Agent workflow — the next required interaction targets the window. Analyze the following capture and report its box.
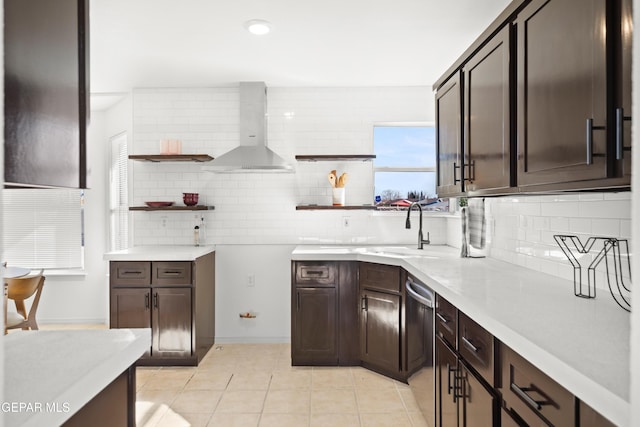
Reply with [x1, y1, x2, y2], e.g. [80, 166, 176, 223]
[109, 133, 129, 251]
[3, 189, 83, 269]
[373, 124, 448, 211]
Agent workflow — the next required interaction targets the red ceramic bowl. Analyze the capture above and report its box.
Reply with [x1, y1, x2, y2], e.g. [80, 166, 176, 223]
[183, 193, 199, 206]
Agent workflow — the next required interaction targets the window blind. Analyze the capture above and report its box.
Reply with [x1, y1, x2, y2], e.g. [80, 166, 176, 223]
[109, 133, 129, 251]
[3, 189, 83, 269]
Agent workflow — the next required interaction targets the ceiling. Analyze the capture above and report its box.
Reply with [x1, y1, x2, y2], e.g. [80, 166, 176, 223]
[90, 0, 510, 109]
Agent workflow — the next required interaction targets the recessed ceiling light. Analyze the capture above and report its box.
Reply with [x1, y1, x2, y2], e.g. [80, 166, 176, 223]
[244, 19, 272, 35]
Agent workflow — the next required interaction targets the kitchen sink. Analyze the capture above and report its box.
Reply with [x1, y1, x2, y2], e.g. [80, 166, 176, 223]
[353, 246, 442, 259]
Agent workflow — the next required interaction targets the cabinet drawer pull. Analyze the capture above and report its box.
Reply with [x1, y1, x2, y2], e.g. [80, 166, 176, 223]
[161, 270, 183, 275]
[436, 312, 449, 324]
[122, 270, 143, 275]
[616, 108, 632, 160]
[461, 336, 479, 353]
[304, 270, 325, 276]
[511, 382, 548, 411]
[585, 118, 606, 165]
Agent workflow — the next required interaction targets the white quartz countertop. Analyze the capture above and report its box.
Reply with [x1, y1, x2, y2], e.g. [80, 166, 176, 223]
[3, 328, 151, 427]
[292, 245, 630, 426]
[103, 245, 216, 261]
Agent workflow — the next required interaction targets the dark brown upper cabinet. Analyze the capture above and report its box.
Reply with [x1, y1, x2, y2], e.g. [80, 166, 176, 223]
[4, 0, 89, 189]
[617, 0, 633, 180]
[436, 72, 464, 197]
[434, 0, 632, 195]
[516, 0, 632, 191]
[516, 0, 608, 189]
[463, 25, 514, 195]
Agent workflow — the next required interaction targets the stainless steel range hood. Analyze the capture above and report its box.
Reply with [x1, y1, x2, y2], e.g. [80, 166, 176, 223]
[204, 82, 293, 173]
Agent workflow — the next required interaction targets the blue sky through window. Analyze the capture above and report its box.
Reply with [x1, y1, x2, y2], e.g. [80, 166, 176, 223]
[374, 126, 437, 201]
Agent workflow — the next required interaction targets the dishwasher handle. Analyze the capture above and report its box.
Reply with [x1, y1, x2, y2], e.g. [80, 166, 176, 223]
[405, 278, 433, 308]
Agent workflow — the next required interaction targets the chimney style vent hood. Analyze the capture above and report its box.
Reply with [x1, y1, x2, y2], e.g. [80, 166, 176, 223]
[204, 82, 293, 173]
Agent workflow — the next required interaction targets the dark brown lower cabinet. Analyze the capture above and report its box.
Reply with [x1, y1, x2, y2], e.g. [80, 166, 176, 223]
[500, 344, 575, 427]
[152, 287, 192, 358]
[436, 337, 459, 427]
[579, 400, 616, 427]
[291, 261, 358, 366]
[110, 288, 152, 357]
[109, 253, 215, 366]
[436, 336, 498, 427]
[292, 287, 338, 364]
[360, 288, 401, 379]
[111, 286, 192, 359]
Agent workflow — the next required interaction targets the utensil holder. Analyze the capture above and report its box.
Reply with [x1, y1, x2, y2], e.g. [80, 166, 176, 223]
[332, 187, 345, 206]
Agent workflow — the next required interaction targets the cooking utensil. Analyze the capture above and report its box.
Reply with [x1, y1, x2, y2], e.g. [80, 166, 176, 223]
[327, 172, 337, 188]
[337, 172, 349, 188]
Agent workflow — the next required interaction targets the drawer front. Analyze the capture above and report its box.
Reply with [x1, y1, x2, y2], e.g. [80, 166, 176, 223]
[295, 262, 338, 286]
[501, 345, 575, 427]
[152, 261, 192, 286]
[110, 261, 151, 286]
[458, 311, 494, 385]
[435, 295, 457, 348]
[359, 262, 400, 293]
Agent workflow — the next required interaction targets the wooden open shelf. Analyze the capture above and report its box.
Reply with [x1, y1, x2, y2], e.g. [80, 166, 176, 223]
[295, 155, 376, 161]
[296, 205, 377, 210]
[129, 154, 214, 162]
[130, 205, 215, 212]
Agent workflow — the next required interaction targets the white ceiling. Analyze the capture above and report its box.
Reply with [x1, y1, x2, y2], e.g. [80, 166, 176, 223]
[89, 0, 510, 108]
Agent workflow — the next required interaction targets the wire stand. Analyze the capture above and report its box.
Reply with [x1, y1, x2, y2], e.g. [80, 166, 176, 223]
[554, 235, 631, 312]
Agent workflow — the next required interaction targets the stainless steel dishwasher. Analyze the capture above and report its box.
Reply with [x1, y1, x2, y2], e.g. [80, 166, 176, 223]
[405, 275, 435, 427]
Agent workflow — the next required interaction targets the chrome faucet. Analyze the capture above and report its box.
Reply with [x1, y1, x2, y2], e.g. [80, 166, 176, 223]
[406, 202, 430, 249]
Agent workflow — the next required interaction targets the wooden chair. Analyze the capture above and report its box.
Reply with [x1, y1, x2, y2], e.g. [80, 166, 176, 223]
[5, 270, 45, 333]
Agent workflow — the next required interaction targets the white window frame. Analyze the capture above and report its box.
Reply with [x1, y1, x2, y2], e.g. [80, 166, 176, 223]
[373, 121, 438, 208]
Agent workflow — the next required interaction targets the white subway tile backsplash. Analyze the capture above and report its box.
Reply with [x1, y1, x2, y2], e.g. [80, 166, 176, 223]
[131, 86, 432, 246]
[486, 193, 631, 291]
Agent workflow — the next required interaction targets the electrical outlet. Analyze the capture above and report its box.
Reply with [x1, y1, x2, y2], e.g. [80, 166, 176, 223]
[247, 274, 255, 287]
[343, 216, 350, 228]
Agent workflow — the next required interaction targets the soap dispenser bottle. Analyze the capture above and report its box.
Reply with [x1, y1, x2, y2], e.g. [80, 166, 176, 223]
[194, 225, 200, 247]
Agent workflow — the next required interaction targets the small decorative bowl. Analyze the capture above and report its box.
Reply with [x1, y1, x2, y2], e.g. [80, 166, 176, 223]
[183, 193, 199, 206]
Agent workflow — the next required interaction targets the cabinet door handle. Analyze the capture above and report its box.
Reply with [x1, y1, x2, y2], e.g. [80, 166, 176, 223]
[511, 382, 548, 411]
[585, 118, 605, 165]
[145, 293, 150, 310]
[461, 336, 479, 353]
[447, 364, 458, 402]
[616, 108, 632, 160]
[153, 292, 158, 309]
[453, 162, 461, 184]
[361, 296, 368, 311]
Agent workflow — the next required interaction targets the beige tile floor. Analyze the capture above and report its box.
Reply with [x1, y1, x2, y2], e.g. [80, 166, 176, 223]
[136, 344, 429, 427]
[38, 325, 429, 427]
